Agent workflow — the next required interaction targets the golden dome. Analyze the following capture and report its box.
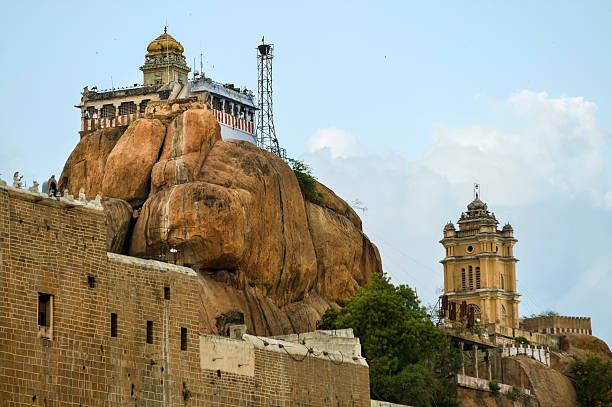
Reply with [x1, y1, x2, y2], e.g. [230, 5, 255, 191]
[146, 29, 185, 56]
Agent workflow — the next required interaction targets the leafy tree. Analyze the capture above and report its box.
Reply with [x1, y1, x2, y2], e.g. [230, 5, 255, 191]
[570, 355, 612, 407]
[318, 274, 461, 406]
[287, 158, 324, 203]
[526, 309, 559, 318]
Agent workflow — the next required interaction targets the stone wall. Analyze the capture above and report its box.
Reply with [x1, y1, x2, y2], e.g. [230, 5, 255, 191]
[0, 185, 370, 406]
[521, 316, 592, 335]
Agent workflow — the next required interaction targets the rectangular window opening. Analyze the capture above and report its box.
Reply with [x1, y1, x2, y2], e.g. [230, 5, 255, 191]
[180, 327, 187, 351]
[468, 266, 473, 290]
[87, 275, 95, 289]
[164, 286, 170, 300]
[146, 321, 153, 344]
[476, 267, 481, 289]
[38, 293, 52, 327]
[110, 313, 118, 337]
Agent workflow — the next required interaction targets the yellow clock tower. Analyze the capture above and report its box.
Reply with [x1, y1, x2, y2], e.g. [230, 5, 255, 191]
[440, 188, 520, 328]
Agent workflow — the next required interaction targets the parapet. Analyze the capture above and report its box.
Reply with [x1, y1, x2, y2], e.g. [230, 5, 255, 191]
[520, 315, 592, 335]
[0, 177, 103, 212]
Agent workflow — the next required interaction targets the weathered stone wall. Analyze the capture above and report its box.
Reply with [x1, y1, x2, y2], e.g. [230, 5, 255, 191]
[0, 186, 370, 406]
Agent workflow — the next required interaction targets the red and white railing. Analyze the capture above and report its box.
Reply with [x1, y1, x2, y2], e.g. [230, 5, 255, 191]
[82, 113, 142, 132]
[212, 109, 254, 134]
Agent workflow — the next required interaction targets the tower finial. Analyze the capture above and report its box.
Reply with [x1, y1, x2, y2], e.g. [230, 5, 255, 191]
[164, 25, 167, 33]
[474, 183, 480, 199]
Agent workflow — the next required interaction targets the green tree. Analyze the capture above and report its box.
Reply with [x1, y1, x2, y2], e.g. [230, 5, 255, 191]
[318, 274, 461, 406]
[570, 355, 612, 407]
[287, 158, 323, 203]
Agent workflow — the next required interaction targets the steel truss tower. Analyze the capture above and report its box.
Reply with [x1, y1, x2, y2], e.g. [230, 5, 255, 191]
[256, 39, 285, 159]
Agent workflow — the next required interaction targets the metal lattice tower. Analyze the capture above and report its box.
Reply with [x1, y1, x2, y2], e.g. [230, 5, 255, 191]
[256, 39, 285, 159]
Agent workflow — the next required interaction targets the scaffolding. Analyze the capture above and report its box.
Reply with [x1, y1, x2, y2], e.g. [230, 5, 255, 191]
[256, 39, 286, 159]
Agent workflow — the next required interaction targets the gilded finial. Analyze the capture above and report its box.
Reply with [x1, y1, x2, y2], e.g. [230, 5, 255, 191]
[164, 25, 167, 34]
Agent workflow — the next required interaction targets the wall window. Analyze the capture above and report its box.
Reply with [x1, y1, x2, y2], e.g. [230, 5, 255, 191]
[164, 286, 170, 300]
[475, 267, 481, 289]
[501, 305, 507, 317]
[180, 327, 187, 351]
[146, 321, 153, 344]
[119, 101, 137, 115]
[139, 99, 150, 113]
[38, 293, 53, 340]
[500, 274, 505, 290]
[110, 313, 118, 337]
[461, 268, 466, 290]
[100, 104, 116, 118]
[468, 266, 473, 290]
[38, 293, 52, 327]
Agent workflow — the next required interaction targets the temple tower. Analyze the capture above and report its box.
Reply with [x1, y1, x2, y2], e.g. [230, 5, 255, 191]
[440, 187, 520, 328]
[140, 27, 190, 86]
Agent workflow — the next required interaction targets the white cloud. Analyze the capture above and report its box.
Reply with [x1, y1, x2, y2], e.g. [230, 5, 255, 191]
[422, 91, 609, 206]
[307, 127, 363, 158]
[303, 90, 612, 345]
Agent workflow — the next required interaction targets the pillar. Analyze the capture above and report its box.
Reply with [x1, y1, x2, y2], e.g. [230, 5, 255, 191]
[459, 341, 465, 375]
[473, 344, 479, 378]
[486, 349, 492, 380]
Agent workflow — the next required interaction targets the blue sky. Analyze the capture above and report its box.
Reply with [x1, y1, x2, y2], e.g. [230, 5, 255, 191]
[1, 1, 611, 343]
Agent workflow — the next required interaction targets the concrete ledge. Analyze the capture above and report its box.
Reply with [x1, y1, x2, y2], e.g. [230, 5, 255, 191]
[371, 400, 413, 407]
[243, 334, 368, 367]
[107, 252, 197, 276]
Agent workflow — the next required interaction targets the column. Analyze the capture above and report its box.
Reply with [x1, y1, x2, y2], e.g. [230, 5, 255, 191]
[486, 349, 492, 380]
[473, 344, 479, 378]
[459, 342, 465, 375]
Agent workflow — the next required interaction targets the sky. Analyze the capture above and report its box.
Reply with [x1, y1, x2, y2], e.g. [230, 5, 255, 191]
[1, 1, 611, 343]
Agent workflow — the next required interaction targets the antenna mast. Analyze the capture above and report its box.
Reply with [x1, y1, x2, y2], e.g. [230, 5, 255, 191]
[256, 37, 285, 159]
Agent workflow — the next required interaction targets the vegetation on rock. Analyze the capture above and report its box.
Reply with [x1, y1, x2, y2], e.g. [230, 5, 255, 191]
[570, 354, 612, 407]
[287, 158, 324, 204]
[488, 379, 501, 397]
[318, 274, 461, 407]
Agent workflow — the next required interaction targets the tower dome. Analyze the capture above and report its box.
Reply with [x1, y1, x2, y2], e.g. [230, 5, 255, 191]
[146, 28, 185, 56]
[467, 196, 487, 211]
[141, 28, 190, 86]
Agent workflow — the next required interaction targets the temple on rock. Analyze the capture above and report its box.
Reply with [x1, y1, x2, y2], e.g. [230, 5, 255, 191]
[76, 28, 257, 144]
[439, 186, 520, 328]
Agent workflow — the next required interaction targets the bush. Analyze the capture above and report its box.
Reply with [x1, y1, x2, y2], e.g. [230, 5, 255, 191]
[287, 158, 324, 203]
[570, 355, 612, 407]
[489, 379, 501, 397]
[506, 385, 524, 401]
[515, 336, 530, 345]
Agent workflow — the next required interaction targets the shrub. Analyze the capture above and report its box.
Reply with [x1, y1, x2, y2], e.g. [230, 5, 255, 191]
[287, 158, 324, 204]
[570, 355, 612, 407]
[489, 379, 501, 397]
[182, 381, 193, 401]
[506, 385, 524, 401]
[515, 336, 530, 345]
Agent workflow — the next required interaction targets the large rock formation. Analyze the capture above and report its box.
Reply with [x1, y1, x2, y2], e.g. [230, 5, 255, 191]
[59, 101, 382, 336]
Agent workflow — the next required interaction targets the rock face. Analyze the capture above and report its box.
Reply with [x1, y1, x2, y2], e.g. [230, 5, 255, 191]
[101, 119, 165, 206]
[59, 101, 382, 336]
[59, 127, 124, 197]
[102, 198, 133, 254]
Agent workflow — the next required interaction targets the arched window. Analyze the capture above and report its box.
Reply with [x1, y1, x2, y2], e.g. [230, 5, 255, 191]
[500, 274, 505, 290]
[461, 268, 466, 290]
[468, 266, 473, 290]
[501, 305, 507, 317]
[476, 267, 481, 289]
[468, 304, 481, 322]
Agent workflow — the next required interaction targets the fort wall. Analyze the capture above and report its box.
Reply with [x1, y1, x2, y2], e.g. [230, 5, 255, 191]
[0, 186, 369, 406]
[521, 316, 591, 335]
